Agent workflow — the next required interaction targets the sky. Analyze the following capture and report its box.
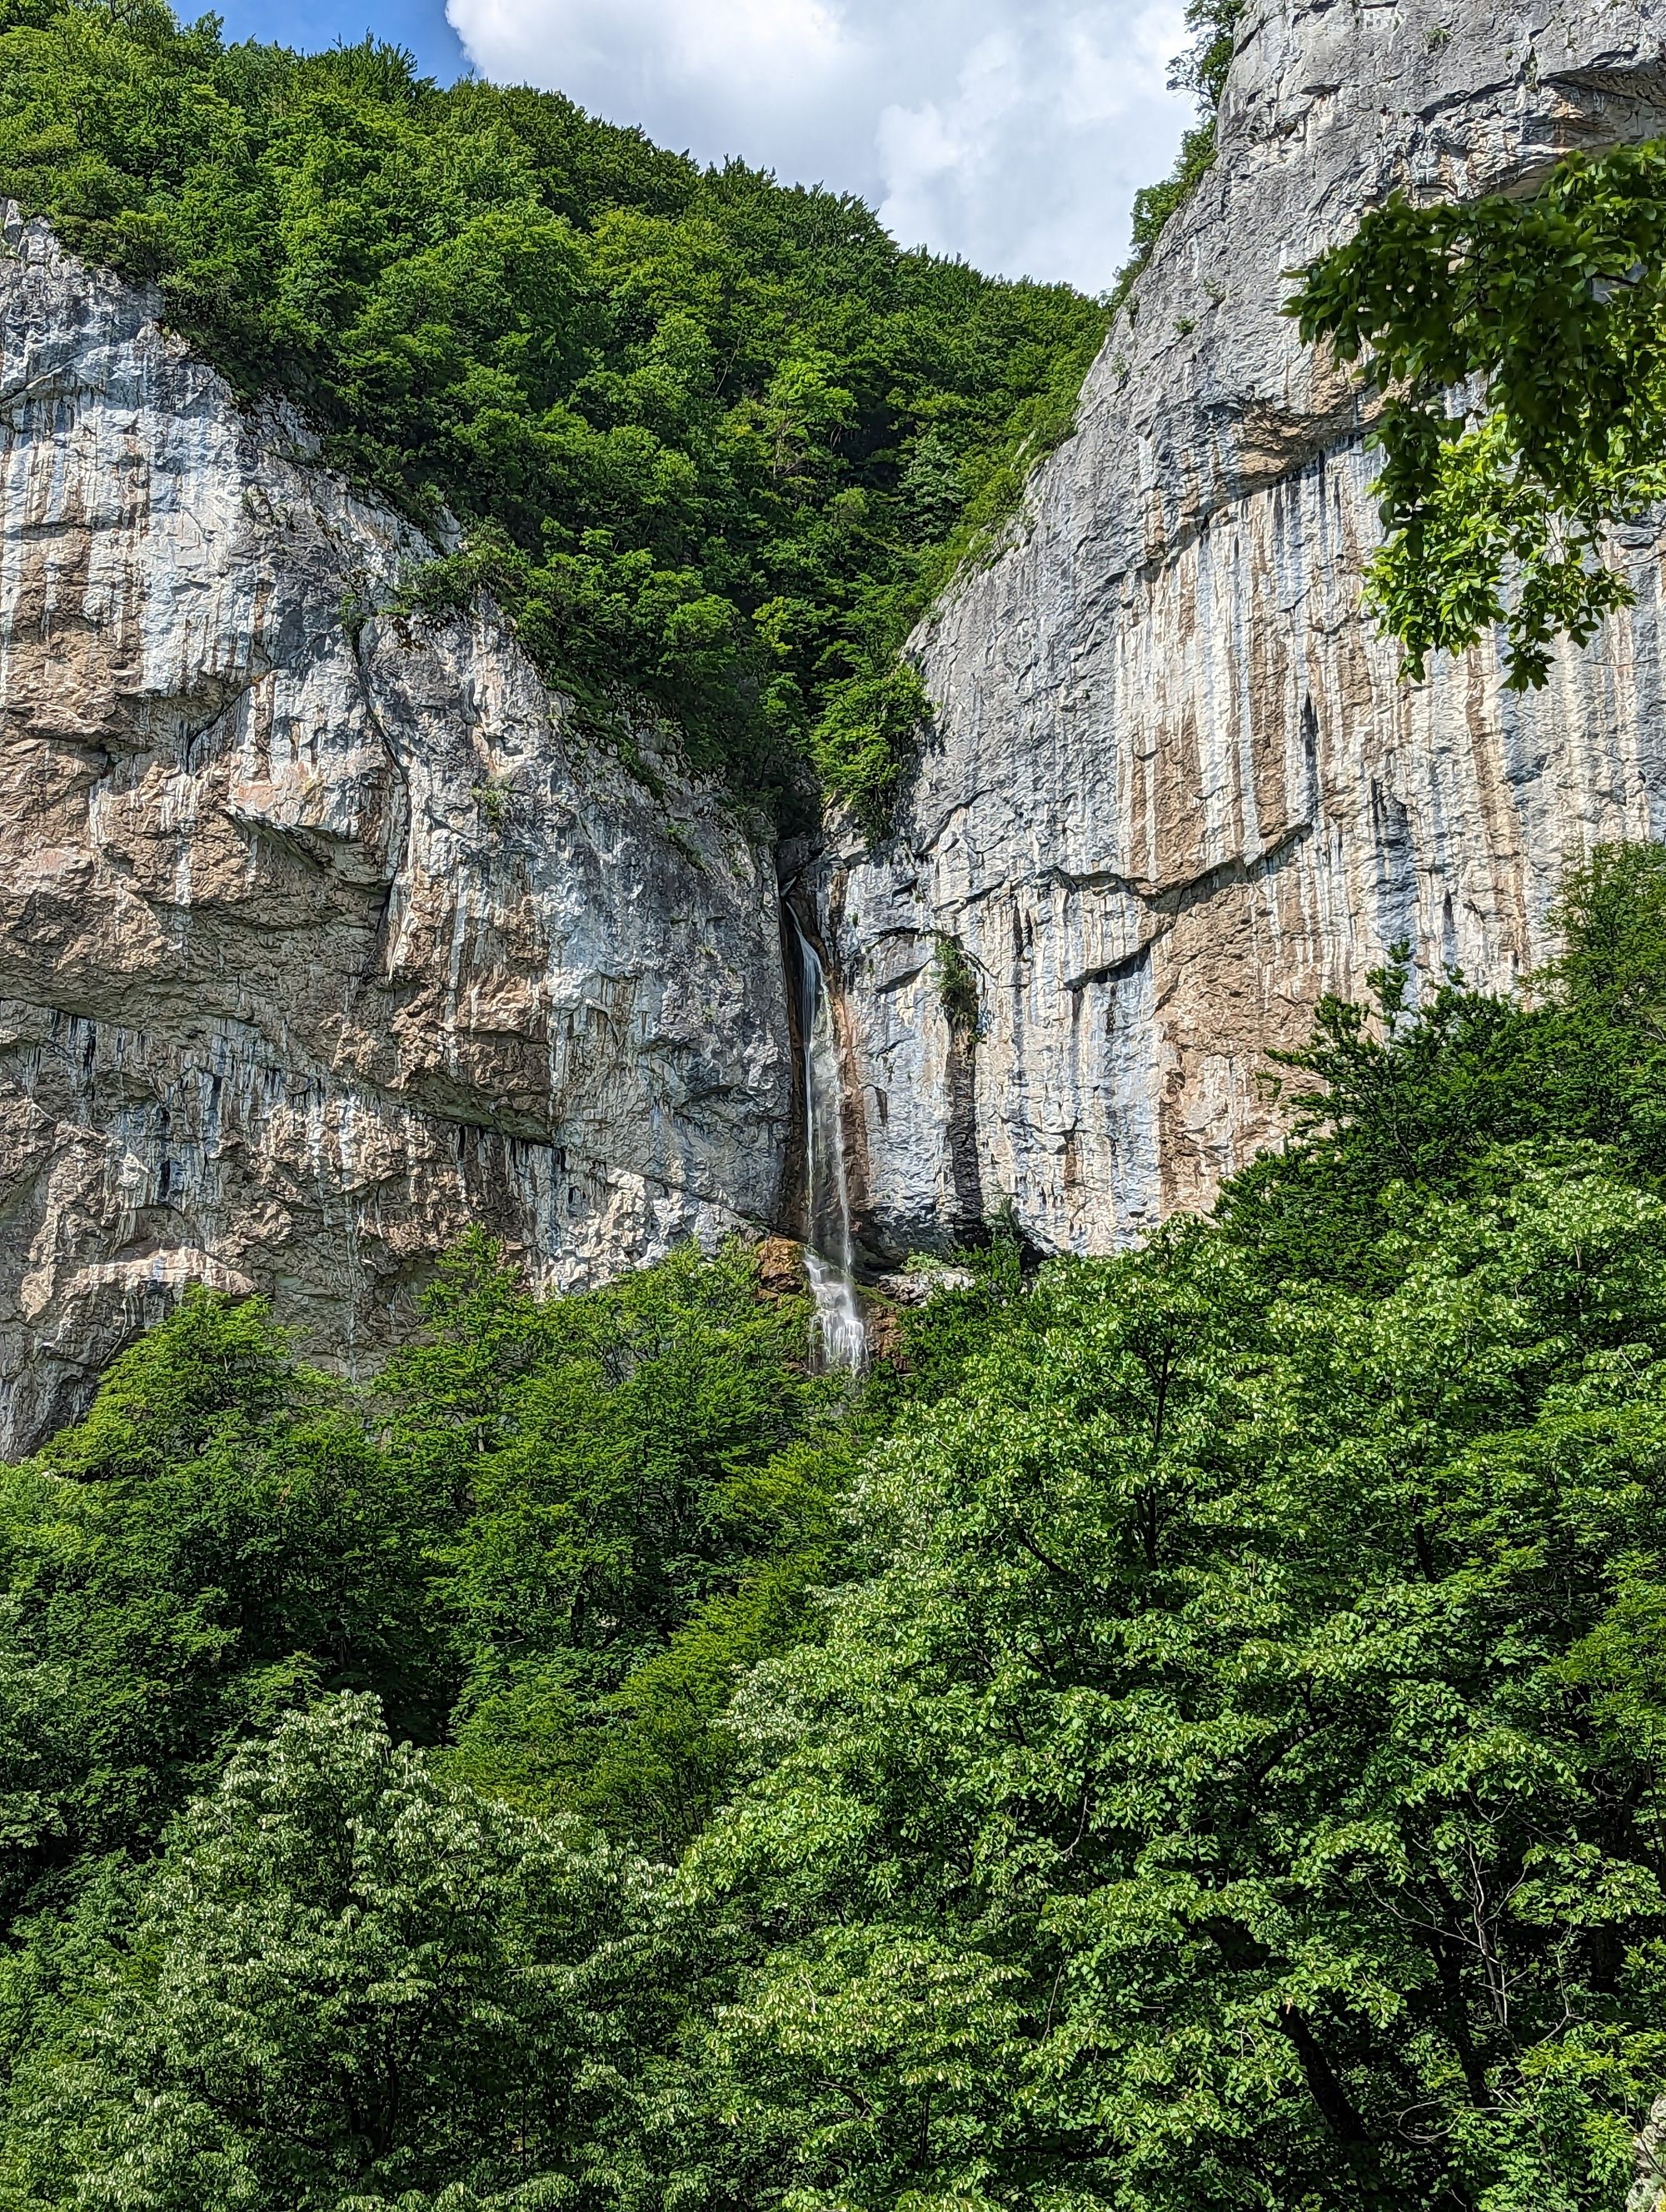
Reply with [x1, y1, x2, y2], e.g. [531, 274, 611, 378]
[210, 0, 1195, 294]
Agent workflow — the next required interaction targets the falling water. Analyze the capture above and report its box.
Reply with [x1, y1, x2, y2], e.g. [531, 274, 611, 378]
[788, 914, 868, 1373]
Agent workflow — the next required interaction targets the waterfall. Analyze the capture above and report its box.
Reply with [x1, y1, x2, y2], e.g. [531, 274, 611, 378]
[788, 914, 868, 1373]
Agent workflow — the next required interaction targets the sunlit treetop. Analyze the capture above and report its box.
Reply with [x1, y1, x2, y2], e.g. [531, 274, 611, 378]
[1289, 138, 1666, 690]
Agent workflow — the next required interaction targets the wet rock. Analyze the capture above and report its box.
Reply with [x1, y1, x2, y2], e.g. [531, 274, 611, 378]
[753, 1233, 810, 1301]
[860, 1295, 905, 1368]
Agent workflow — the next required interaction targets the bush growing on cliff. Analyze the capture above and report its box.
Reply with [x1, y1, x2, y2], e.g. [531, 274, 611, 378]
[0, 0, 1105, 827]
[1113, 0, 1247, 303]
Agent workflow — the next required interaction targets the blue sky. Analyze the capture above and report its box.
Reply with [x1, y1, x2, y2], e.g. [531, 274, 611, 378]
[212, 1, 467, 81]
[205, 1, 1193, 291]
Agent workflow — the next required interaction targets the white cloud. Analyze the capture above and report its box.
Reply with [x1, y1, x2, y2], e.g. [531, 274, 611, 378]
[446, 0, 1195, 291]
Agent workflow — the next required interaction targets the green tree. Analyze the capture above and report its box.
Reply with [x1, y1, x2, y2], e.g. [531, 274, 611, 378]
[0, 1291, 457, 1920]
[397, 1237, 845, 1844]
[672, 1158, 1666, 2210]
[1289, 139, 1666, 688]
[0, 1695, 665, 2210]
[1219, 843, 1666, 1290]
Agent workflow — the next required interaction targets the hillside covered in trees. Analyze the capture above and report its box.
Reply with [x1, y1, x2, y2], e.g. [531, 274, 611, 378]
[6, 6, 1666, 2208]
[0, 0, 1110, 826]
[0, 844, 1662, 2210]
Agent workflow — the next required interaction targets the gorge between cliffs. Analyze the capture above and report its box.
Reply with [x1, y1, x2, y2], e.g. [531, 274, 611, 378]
[0, 0, 1662, 1437]
[7, 2, 1666, 2208]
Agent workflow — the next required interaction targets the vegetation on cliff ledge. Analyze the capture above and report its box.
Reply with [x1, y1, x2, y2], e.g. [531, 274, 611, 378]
[1112, 0, 1246, 306]
[2, 847, 1666, 2208]
[0, 0, 1107, 830]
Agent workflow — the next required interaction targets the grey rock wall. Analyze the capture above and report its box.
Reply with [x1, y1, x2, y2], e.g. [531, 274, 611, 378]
[9, 0, 1666, 1442]
[0, 211, 792, 1454]
[823, 0, 1666, 1258]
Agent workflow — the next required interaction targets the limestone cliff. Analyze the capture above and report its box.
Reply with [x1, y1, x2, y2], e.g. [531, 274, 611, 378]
[0, 211, 792, 1454]
[821, 0, 1666, 1259]
[11, 0, 1666, 1441]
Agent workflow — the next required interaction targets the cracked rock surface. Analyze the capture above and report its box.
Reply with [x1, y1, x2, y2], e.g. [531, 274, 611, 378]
[0, 210, 792, 1454]
[821, 0, 1666, 1259]
[9, 0, 1666, 1438]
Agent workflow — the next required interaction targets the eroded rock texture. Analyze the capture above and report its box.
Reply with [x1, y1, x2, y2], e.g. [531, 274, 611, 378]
[0, 211, 791, 1453]
[823, 0, 1666, 1258]
[9, 0, 1666, 1437]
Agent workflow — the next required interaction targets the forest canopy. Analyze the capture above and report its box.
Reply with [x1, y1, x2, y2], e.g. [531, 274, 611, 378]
[6, 10, 1666, 2205]
[0, 0, 1108, 829]
[3, 848, 1666, 2209]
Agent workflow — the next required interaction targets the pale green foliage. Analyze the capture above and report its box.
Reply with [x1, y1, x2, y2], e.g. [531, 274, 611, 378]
[1, 1696, 660, 2211]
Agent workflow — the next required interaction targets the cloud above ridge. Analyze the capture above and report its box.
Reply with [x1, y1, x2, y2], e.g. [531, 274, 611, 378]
[445, 0, 1194, 291]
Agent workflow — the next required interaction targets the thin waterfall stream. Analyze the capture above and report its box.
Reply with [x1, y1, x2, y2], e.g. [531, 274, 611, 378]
[787, 912, 868, 1373]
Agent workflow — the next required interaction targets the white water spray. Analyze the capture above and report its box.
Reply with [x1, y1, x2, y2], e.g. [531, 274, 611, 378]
[789, 914, 867, 1373]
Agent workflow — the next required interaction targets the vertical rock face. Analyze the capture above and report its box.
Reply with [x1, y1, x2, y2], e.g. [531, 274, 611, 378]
[826, 0, 1666, 1259]
[10, 0, 1666, 1441]
[0, 212, 793, 1455]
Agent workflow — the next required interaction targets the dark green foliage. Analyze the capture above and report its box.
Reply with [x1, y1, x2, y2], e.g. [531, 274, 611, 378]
[0, 1292, 456, 1920]
[1289, 138, 1666, 688]
[412, 1235, 842, 1842]
[0, 2, 1104, 824]
[1547, 837, 1666, 1028]
[5, 848, 1666, 2209]
[0, 1233, 842, 1937]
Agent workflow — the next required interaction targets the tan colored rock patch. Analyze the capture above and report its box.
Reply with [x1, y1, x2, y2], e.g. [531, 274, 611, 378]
[0, 211, 793, 1453]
